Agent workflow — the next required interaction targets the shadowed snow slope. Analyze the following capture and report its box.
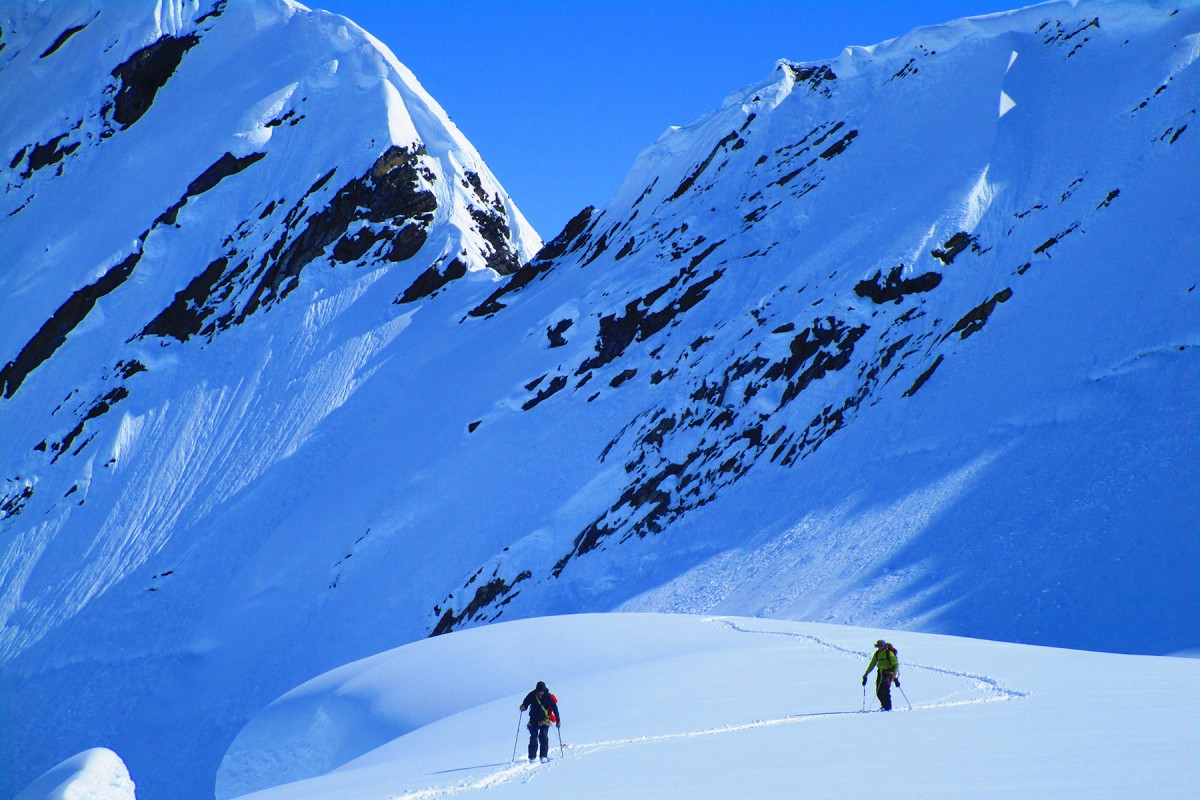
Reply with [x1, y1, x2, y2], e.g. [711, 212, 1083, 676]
[214, 613, 1199, 800]
[1, 0, 1197, 798]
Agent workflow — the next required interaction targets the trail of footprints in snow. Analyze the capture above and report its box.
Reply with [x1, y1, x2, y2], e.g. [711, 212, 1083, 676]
[707, 617, 1029, 703]
[386, 618, 1026, 799]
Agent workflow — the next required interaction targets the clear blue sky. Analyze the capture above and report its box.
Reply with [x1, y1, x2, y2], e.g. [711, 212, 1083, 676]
[313, 1, 1020, 239]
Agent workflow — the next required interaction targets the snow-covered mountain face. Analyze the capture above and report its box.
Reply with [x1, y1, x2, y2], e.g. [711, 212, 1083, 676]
[0, 0, 540, 796]
[424, 0, 1198, 648]
[0, 0, 1196, 798]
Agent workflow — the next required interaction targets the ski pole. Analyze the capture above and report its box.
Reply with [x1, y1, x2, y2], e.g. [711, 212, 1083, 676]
[556, 724, 565, 755]
[861, 681, 867, 712]
[512, 709, 524, 761]
[898, 682, 912, 711]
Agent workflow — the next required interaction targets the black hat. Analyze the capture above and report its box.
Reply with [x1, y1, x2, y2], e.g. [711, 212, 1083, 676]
[875, 640, 887, 647]
[535, 680, 547, 691]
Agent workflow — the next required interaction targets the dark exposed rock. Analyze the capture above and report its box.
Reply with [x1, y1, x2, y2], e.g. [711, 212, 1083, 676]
[52, 386, 129, 460]
[818, 128, 858, 159]
[466, 260, 552, 318]
[1041, 17, 1100, 48]
[521, 374, 568, 410]
[533, 206, 596, 263]
[854, 265, 942, 304]
[610, 368, 638, 388]
[430, 569, 532, 636]
[890, 58, 919, 81]
[242, 144, 437, 319]
[1097, 188, 1121, 209]
[396, 258, 466, 304]
[578, 270, 724, 373]
[196, 1, 227, 24]
[461, 170, 490, 204]
[931, 231, 977, 264]
[142, 145, 439, 343]
[547, 318, 573, 348]
[554, 459, 688, 573]
[1059, 176, 1084, 203]
[743, 205, 768, 224]
[330, 227, 384, 263]
[40, 17, 94, 58]
[945, 288, 1013, 340]
[380, 218, 433, 263]
[156, 151, 267, 227]
[782, 63, 838, 94]
[469, 204, 521, 275]
[465, 207, 597, 319]
[763, 317, 869, 408]
[903, 355, 944, 397]
[877, 335, 913, 374]
[140, 256, 232, 341]
[668, 131, 740, 201]
[21, 133, 81, 178]
[116, 360, 147, 379]
[2, 249, 142, 398]
[688, 239, 725, 268]
[580, 224, 615, 266]
[109, 33, 201, 129]
[1, 481, 34, 520]
[549, 310, 872, 580]
[1032, 222, 1079, 257]
[773, 163, 813, 188]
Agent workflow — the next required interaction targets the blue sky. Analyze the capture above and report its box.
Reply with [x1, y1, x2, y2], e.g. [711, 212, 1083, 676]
[313, 1, 1020, 239]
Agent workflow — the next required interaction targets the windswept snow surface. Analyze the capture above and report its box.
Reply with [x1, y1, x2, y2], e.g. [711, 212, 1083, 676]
[216, 614, 1199, 800]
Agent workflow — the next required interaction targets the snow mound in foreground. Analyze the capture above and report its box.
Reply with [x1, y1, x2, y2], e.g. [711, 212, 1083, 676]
[14, 747, 135, 800]
[218, 613, 1199, 800]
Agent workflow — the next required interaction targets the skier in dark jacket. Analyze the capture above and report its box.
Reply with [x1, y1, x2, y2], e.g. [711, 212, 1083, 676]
[519, 681, 561, 762]
[862, 640, 900, 711]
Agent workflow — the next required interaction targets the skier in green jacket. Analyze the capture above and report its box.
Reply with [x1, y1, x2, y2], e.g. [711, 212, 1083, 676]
[862, 639, 900, 711]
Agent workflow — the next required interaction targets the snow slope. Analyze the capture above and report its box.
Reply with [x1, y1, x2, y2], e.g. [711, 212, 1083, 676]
[212, 613, 1200, 800]
[1, 1, 1197, 798]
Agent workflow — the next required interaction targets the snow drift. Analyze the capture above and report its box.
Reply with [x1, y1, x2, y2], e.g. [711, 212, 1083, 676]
[212, 614, 1200, 800]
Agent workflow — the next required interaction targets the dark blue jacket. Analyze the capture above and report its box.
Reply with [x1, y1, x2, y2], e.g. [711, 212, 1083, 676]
[521, 689, 560, 726]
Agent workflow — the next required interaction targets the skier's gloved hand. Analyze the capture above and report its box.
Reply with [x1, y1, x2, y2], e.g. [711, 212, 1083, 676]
[894, 677, 900, 687]
[862, 675, 868, 686]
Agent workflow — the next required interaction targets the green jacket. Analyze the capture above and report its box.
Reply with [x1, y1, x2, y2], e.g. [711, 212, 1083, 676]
[864, 646, 899, 677]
